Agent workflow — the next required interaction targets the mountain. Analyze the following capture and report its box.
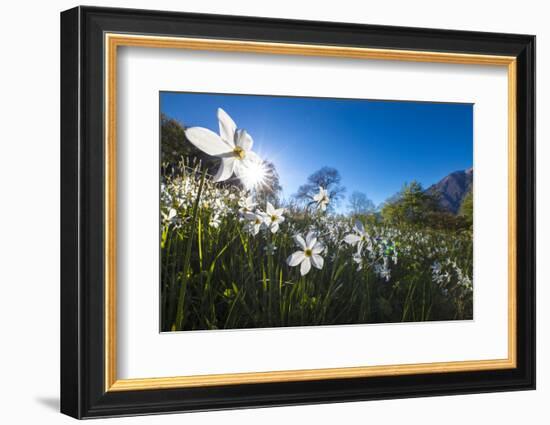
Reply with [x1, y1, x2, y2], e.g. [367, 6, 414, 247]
[427, 168, 473, 214]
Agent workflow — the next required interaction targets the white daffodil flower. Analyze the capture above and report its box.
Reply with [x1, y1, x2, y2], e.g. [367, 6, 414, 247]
[262, 202, 285, 233]
[184, 108, 261, 184]
[312, 186, 330, 211]
[244, 211, 264, 236]
[161, 208, 177, 226]
[287, 232, 324, 276]
[238, 196, 257, 215]
[209, 214, 221, 228]
[343, 221, 370, 254]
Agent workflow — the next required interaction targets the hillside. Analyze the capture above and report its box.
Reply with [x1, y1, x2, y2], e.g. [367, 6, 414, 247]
[428, 168, 473, 214]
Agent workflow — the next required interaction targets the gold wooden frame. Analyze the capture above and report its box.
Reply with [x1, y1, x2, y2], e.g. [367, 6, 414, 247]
[104, 33, 517, 392]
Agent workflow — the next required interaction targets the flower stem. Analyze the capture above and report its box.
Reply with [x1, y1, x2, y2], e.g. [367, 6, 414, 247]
[174, 171, 206, 331]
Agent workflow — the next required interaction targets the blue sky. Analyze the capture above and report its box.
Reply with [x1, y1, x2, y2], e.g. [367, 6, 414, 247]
[160, 92, 472, 208]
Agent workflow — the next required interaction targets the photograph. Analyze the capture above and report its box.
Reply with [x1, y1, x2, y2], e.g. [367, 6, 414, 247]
[160, 92, 474, 332]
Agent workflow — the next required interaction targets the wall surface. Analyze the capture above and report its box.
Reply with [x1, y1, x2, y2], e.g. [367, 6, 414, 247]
[0, 0, 545, 423]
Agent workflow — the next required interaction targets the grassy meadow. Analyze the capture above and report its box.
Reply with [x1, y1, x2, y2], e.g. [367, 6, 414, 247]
[160, 108, 473, 332]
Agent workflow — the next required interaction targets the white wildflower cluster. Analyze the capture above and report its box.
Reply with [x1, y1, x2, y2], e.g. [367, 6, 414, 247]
[431, 258, 473, 297]
[242, 200, 286, 236]
[160, 182, 184, 228]
[161, 169, 244, 230]
[399, 231, 456, 262]
[339, 220, 473, 290]
[201, 189, 232, 229]
[314, 214, 349, 245]
[343, 221, 397, 281]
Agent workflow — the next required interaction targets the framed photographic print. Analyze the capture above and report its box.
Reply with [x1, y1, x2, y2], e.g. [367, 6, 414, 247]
[60, 6, 536, 419]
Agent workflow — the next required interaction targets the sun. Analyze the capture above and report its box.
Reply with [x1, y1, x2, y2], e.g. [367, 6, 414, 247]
[240, 158, 269, 190]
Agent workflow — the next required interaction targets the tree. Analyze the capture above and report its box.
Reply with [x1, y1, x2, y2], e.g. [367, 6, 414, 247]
[459, 189, 473, 226]
[294, 166, 346, 210]
[381, 181, 440, 226]
[255, 160, 283, 206]
[347, 191, 376, 215]
[160, 113, 219, 177]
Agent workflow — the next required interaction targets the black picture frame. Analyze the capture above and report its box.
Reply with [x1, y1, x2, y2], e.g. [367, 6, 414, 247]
[61, 5, 535, 419]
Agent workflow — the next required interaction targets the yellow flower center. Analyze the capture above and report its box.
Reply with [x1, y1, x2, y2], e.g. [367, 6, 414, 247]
[304, 249, 312, 257]
[255, 218, 262, 225]
[233, 146, 246, 160]
[271, 215, 278, 222]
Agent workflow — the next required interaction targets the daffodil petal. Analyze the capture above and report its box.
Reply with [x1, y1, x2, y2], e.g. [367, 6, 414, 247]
[344, 234, 361, 245]
[235, 129, 253, 151]
[233, 161, 245, 179]
[266, 202, 275, 215]
[244, 151, 261, 165]
[270, 223, 279, 233]
[312, 242, 324, 254]
[300, 258, 311, 275]
[311, 254, 324, 270]
[217, 108, 237, 147]
[244, 211, 257, 220]
[185, 127, 233, 156]
[305, 232, 317, 249]
[287, 251, 305, 266]
[294, 234, 306, 250]
[213, 157, 236, 182]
